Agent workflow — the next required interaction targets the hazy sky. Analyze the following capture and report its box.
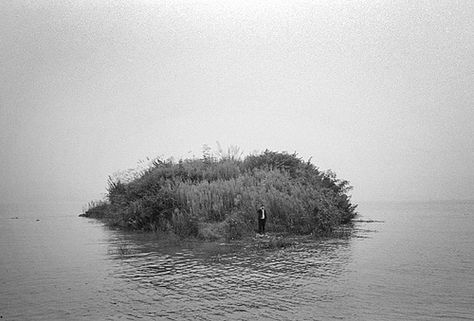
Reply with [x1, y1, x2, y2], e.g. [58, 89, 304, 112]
[1, 0, 473, 204]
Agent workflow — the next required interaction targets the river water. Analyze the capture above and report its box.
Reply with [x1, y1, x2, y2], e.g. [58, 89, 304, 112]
[1, 201, 473, 320]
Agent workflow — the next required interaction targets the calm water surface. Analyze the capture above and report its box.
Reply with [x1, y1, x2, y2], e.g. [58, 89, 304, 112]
[1, 201, 473, 320]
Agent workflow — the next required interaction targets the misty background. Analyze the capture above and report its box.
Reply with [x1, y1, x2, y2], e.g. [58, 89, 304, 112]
[1, 1, 473, 205]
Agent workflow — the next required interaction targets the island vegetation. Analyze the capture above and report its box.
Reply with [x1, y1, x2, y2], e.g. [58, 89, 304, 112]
[82, 147, 357, 241]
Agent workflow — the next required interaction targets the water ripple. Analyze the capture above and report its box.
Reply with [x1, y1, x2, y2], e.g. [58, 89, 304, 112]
[102, 236, 353, 320]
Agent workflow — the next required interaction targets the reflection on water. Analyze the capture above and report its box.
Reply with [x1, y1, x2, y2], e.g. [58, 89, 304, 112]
[1, 201, 473, 320]
[104, 230, 354, 320]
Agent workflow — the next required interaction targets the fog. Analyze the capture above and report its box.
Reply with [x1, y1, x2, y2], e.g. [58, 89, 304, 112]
[1, 1, 473, 204]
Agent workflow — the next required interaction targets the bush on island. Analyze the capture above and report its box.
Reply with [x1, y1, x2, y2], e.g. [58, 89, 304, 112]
[83, 149, 357, 240]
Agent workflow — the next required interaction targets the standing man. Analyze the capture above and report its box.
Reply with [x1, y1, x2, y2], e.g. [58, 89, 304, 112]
[257, 204, 267, 235]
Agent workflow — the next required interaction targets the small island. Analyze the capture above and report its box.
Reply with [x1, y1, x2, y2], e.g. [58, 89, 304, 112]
[82, 149, 357, 241]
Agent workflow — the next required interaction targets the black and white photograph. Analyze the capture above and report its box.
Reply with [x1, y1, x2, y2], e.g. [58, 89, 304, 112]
[1, 1, 473, 320]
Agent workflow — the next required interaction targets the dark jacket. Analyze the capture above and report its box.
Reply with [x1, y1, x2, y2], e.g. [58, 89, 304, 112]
[257, 208, 267, 220]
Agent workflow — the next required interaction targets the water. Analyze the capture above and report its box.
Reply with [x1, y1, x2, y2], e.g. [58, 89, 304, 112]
[1, 201, 473, 320]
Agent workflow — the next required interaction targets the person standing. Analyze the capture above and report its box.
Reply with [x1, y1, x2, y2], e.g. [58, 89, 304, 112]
[257, 204, 267, 235]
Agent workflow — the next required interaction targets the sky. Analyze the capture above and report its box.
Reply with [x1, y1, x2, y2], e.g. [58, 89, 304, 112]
[1, 0, 473, 204]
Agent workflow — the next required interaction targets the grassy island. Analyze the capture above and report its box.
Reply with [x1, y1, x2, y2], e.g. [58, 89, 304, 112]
[82, 149, 357, 240]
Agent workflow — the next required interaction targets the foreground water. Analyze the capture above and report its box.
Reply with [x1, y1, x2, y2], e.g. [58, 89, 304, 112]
[1, 201, 473, 320]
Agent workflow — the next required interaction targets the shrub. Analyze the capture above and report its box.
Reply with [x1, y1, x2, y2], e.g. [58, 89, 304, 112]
[83, 149, 357, 238]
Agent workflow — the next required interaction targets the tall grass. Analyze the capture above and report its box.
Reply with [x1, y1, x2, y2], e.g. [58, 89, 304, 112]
[83, 149, 357, 239]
